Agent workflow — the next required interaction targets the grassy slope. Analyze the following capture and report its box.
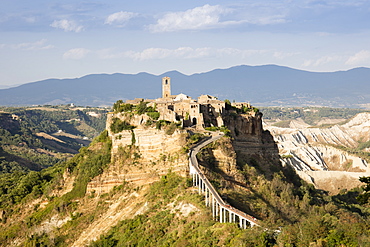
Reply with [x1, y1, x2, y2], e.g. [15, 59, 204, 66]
[0, 114, 370, 246]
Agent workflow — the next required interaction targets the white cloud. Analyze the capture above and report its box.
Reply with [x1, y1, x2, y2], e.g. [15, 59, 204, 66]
[63, 48, 90, 60]
[302, 55, 343, 67]
[216, 48, 268, 58]
[227, 2, 289, 26]
[50, 19, 84, 33]
[273, 51, 300, 59]
[98, 47, 268, 61]
[105, 11, 137, 26]
[124, 47, 212, 60]
[149, 4, 231, 32]
[346, 50, 370, 65]
[98, 47, 204, 60]
[148, 4, 289, 32]
[10, 39, 54, 50]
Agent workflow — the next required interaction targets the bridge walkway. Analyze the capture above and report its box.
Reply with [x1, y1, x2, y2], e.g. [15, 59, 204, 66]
[188, 132, 259, 228]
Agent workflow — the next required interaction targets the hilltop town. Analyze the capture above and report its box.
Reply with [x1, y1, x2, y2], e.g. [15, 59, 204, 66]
[1, 77, 370, 246]
[125, 77, 257, 130]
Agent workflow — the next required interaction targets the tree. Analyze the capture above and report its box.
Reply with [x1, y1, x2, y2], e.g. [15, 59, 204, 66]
[113, 100, 123, 112]
[357, 176, 370, 204]
[136, 101, 148, 115]
[224, 99, 233, 111]
[110, 118, 135, 133]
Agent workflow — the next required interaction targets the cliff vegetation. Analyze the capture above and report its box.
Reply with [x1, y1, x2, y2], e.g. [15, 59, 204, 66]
[0, 104, 370, 246]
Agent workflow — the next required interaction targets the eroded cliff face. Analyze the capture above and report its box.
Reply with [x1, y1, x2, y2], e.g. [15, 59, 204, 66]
[265, 112, 370, 193]
[87, 107, 271, 196]
[212, 110, 370, 194]
[87, 112, 189, 194]
[82, 110, 268, 245]
[224, 111, 263, 141]
[223, 111, 281, 178]
[197, 136, 244, 183]
[197, 110, 281, 187]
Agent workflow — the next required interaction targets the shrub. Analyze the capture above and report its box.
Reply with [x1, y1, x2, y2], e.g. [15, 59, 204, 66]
[281, 154, 293, 159]
[205, 126, 218, 131]
[136, 101, 148, 115]
[165, 122, 177, 135]
[113, 100, 133, 113]
[224, 99, 232, 110]
[147, 111, 160, 120]
[110, 118, 135, 133]
[204, 126, 231, 137]
[189, 133, 204, 144]
[156, 120, 171, 130]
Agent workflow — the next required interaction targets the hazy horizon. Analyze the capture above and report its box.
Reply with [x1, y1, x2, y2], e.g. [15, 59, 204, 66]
[1, 1, 370, 87]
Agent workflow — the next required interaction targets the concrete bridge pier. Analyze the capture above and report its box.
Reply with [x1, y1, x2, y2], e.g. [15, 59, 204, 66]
[240, 217, 253, 229]
[214, 199, 219, 219]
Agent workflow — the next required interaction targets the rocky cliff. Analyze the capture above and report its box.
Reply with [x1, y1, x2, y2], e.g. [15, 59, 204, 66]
[4, 103, 370, 246]
[265, 112, 370, 193]
[86, 112, 189, 195]
[224, 111, 264, 140]
[86, 104, 270, 195]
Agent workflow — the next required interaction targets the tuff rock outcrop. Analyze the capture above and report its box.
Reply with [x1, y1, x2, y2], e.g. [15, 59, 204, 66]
[87, 113, 189, 195]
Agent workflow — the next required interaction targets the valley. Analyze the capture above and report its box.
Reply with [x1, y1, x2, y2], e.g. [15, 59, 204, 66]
[263, 108, 370, 194]
[0, 99, 370, 246]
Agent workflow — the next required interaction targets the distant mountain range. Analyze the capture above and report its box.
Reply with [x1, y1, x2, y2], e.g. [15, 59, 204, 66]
[1, 65, 370, 108]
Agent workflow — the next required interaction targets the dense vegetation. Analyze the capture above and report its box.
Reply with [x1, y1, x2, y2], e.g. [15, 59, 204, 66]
[260, 107, 368, 126]
[91, 168, 370, 247]
[224, 99, 259, 114]
[0, 105, 107, 138]
[196, 137, 370, 246]
[113, 100, 160, 120]
[1, 105, 370, 246]
[110, 117, 135, 133]
[0, 130, 112, 245]
[0, 105, 107, 174]
[0, 105, 108, 238]
[91, 173, 262, 247]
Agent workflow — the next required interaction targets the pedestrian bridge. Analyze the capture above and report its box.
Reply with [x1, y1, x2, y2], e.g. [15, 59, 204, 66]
[189, 132, 259, 228]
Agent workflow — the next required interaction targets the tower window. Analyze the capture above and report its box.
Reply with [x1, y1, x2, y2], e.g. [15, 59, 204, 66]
[192, 117, 197, 125]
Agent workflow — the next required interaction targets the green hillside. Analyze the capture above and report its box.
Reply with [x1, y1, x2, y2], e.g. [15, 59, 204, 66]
[0, 106, 370, 246]
[0, 131, 369, 246]
[0, 105, 107, 174]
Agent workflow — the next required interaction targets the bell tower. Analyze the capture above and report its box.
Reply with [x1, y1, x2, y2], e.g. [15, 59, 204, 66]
[162, 77, 171, 98]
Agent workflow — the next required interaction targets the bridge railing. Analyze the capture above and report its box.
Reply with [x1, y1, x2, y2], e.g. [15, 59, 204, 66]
[188, 132, 259, 228]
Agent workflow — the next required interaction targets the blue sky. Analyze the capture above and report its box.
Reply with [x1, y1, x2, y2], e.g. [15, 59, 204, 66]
[1, 0, 370, 87]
